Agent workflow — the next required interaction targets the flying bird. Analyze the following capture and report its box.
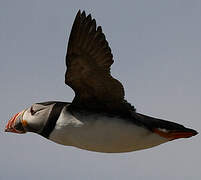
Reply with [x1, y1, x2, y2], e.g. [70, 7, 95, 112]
[5, 10, 198, 153]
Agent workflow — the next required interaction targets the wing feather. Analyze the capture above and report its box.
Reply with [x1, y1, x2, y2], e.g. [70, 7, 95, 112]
[65, 10, 135, 114]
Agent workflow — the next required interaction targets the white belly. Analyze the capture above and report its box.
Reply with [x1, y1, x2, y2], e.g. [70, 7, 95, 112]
[49, 110, 168, 153]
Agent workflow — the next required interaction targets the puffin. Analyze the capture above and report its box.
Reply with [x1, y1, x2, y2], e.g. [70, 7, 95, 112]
[5, 10, 198, 153]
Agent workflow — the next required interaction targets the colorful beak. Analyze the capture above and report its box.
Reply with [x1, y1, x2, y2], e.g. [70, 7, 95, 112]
[5, 111, 25, 133]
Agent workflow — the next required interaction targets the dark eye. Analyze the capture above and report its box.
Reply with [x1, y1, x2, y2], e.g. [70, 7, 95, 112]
[30, 106, 36, 115]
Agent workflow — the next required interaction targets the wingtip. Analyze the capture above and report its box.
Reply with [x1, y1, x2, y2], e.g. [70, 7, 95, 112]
[86, 14, 92, 21]
[77, 9, 81, 14]
[76, 10, 82, 18]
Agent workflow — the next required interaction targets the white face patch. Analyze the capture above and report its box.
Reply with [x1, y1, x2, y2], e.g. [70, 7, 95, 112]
[23, 103, 54, 133]
[49, 109, 169, 153]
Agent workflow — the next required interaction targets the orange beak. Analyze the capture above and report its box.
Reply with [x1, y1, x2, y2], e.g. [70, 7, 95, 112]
[5, 111, 25, 134]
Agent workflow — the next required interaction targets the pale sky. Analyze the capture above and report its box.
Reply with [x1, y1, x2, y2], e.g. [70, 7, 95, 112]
[0, 0, 201, 179]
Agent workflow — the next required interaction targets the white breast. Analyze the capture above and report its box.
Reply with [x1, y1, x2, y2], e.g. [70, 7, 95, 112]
[49, 108, 168, 153]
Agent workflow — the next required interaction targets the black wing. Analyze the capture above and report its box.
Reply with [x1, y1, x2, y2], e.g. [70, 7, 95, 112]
[65, 10, 134, 114]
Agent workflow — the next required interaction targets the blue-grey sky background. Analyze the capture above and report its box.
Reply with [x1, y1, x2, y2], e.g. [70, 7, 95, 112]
[0, 0, 200, 179]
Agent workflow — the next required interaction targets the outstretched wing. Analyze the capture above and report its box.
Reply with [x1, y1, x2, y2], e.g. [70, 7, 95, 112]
[65, 10, 132, 113]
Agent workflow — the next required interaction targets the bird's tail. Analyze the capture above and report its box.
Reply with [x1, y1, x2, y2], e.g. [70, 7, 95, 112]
[135, 113, 198, 140]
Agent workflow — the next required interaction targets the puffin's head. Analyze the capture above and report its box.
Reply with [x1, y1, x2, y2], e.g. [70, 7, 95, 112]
[5, 102, 54, 134]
